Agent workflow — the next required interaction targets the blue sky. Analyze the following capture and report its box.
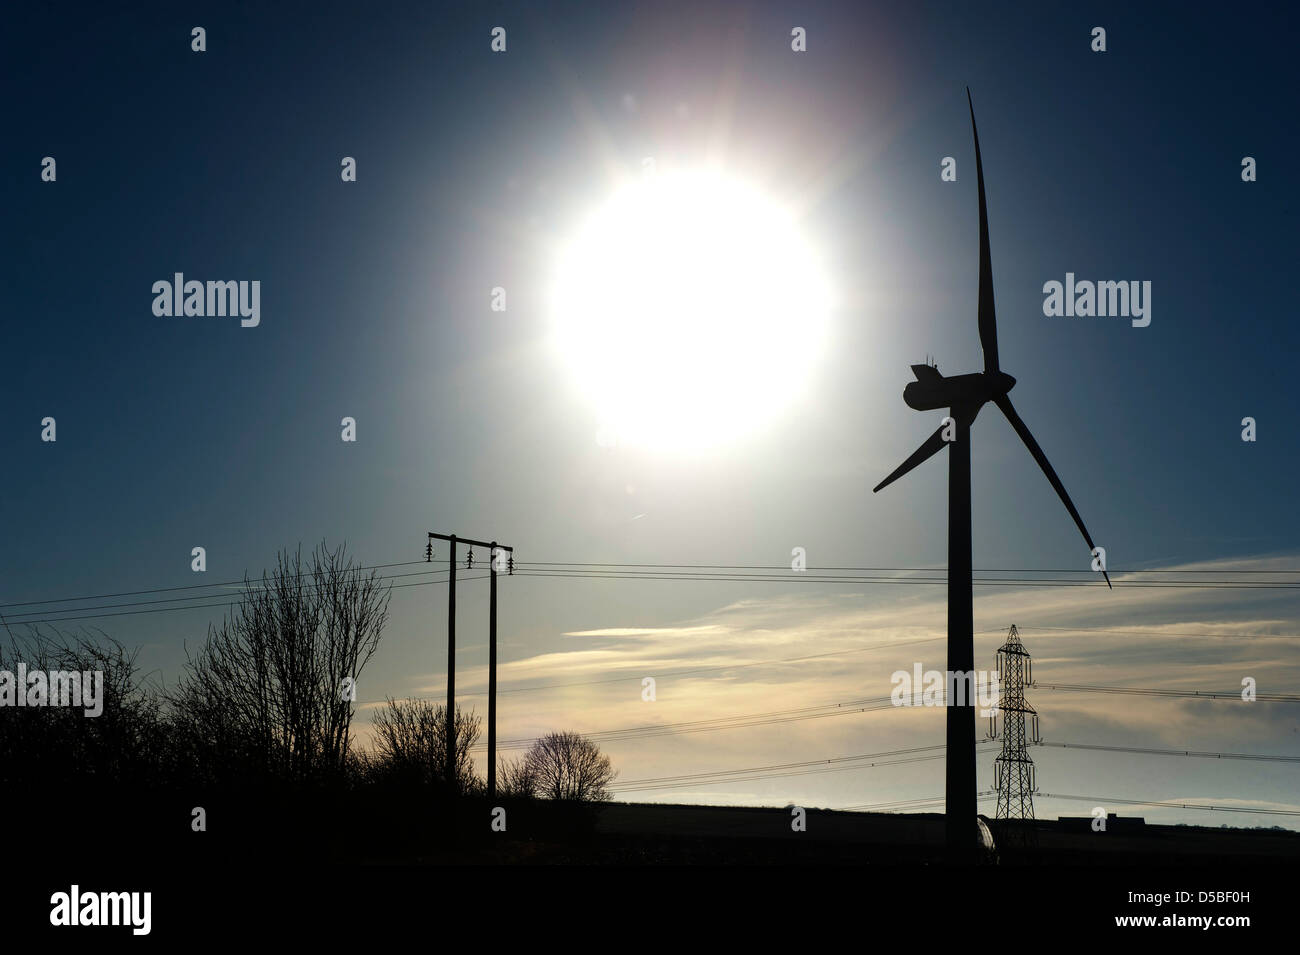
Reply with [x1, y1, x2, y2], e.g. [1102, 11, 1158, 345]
[3, 1, 1298, 826]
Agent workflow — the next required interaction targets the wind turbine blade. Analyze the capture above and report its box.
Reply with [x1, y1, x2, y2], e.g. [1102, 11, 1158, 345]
[873, 424, 948, 494]
[967, 87, 999, 374]
[994, 394, 1111, 588]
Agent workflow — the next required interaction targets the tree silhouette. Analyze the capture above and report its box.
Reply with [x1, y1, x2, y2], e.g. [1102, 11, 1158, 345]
[496, 754, 538, 799]
[370, 698, 481, 793]
[0, 627, 166, 790]
[167, 541, 390, 786]
[521, 731, 616, 802]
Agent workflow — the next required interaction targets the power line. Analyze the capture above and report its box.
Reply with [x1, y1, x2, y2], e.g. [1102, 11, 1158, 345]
[608, 744, 1001, 793]
[513, 569, 1300, 589]
[1038, 741, 1300, 762]
[1017, 625, 1300, 641]
[5, 556, 1299, 628]
[1030, 681, 1300, 703]
[0, 559, 430, 609]
[837, 792, 1300, 818]
[442, 673, 1300, 708]
[7, 573, 492, 626]
[596, 731, 1300, 802]
[6, 553, 1297, 616]
[0, 567, 455, 621]
[460, 697, 1300, 756]
[1034, 792, 1300, 817]
[521, 561, 1300, 574]
[842, 792, 996, 812]
[608, 757, 946, 793]
[611, 743, 954, 786]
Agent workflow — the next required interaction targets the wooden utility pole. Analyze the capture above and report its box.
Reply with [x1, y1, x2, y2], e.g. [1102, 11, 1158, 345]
[488, 541, 499, 800]
[446, 534, 457, 788]
[427, 531, 513, 798]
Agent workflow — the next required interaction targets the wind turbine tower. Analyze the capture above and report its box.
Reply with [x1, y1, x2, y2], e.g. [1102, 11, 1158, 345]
[873, 90, 1110, 860]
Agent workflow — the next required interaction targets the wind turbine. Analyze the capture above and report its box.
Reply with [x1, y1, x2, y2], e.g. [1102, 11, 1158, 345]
[873, 89, 1110, 859]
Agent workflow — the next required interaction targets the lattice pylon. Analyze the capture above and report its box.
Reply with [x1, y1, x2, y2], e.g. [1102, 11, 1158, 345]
[987, 624, 1039, 851]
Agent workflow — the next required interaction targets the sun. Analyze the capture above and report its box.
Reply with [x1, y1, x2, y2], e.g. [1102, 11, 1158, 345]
[548, 167, 832, 452]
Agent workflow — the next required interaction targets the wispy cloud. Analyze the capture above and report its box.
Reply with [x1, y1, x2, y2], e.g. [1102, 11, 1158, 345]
[563, 625, 727, 638]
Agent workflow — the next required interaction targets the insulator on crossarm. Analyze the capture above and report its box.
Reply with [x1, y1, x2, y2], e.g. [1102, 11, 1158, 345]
[466, 549, 474, 569]
[425, 541, 432, 562]
[507, 555, 514, 575]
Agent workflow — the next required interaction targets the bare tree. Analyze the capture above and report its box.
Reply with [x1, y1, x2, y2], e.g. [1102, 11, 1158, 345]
[496, 754, 538, 799]
[522, 731, 616, 802]
[0, 626, 166, 789]
[370, 698, 481, 793]
[168, 542, 390, 785]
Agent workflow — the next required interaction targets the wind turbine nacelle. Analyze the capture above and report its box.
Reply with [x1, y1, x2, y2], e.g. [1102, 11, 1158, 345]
[904, 369, 1016, 411]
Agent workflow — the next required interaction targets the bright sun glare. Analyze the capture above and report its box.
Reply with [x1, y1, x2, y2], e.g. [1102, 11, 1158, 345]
[550, 168, 831, 451]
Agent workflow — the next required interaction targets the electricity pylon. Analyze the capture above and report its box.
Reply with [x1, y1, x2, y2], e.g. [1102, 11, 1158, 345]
[987, 624, 1039, 851]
